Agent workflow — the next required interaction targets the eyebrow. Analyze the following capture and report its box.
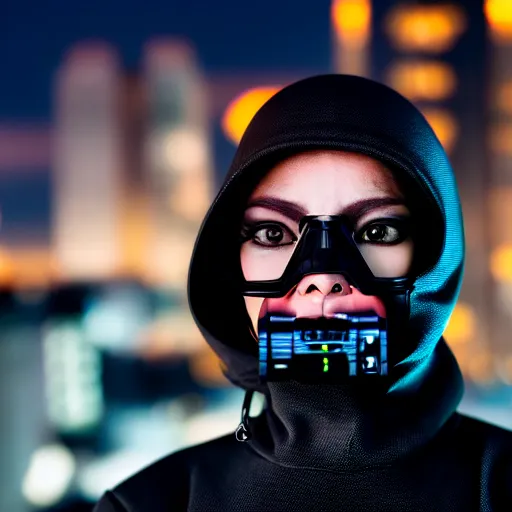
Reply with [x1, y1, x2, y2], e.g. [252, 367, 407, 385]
[245, 196, 406, 223]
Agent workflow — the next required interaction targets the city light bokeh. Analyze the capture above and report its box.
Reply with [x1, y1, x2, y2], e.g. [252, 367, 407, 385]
[1, 2, 512, 511]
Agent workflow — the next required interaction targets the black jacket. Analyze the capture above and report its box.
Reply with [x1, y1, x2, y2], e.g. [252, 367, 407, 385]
[94, 75, 512, 511]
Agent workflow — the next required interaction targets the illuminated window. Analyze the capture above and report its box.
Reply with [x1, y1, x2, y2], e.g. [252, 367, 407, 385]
[331, 0, 372, 48]
[43, 322, 103, 433]
[385, 4, 467, 53]
[386, 60, 457, 102]
[485, 0, 512, 43]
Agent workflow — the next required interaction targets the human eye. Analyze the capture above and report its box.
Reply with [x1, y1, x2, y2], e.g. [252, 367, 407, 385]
[354, 218, 410, 245]
[241, 221, 297, 248]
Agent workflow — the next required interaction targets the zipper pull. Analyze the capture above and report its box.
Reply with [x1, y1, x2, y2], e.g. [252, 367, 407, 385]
[235, 389, 254, 442]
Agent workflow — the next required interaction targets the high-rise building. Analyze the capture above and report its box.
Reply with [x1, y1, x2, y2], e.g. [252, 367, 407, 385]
[129, 40, 216, 360]
[143, 40, 213, 291]
[485, 0, 512, 383]
[117, 73, 151, 281]
[53, 43, 125, 282]
[333, 0, 491, 381]
[331, 0, 372, 77]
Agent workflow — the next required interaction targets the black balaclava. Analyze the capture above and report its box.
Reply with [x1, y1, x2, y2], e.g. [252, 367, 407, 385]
[188, 74, 465, 470]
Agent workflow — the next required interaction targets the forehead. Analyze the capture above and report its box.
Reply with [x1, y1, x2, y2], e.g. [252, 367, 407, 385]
[249, 150, 403, 203]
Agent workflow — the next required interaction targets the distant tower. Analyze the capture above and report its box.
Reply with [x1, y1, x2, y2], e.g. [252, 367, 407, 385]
[117, 73, 151, 282]
[53, 43, 124, 282]
[143, 40, 213, 291]
[371, 1, 492, 381]
[485, 0, 512, 383]
[331, 0, 372, 76]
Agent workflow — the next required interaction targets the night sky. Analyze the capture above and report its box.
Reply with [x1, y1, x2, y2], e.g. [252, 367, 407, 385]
[0, 0, 335, 238]
[0, 0, 485, 240]
[2, 0, 333, 119]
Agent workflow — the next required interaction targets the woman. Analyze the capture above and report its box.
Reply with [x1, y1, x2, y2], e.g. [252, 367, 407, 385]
[94, 75, 512, 511]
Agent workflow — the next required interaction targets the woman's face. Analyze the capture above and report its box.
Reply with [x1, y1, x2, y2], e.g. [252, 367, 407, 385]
[240, 150, 414, 334]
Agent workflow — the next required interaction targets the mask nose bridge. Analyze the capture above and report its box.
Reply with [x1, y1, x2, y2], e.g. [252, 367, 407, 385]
[294, 215, 359, 279]
[241, 214, 385, 298]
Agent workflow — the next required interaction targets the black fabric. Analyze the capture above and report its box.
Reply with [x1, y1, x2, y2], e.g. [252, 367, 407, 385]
[251, 341, 461, 471]
[93, 492, 126, 512]
[93, 75, 512, 511]
[94, 414, 512, 511]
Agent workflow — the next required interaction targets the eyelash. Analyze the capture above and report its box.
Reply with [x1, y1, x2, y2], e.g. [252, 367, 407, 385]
[354, 217, 411, 245]
[240, 221, 297, 247]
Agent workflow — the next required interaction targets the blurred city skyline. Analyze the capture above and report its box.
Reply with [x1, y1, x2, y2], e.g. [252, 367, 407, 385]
[2, 2, 512, 510]
[0, 0, 510, 378]
[0, 0, 333, 239]
[0, 0, 490, 241]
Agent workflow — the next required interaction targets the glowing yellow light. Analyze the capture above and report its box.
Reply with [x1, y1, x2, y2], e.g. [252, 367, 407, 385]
[221, 86, 281, 145]
[0, 247, 55, 289]
[421, 107, 458, 153]
[444, 302, 475, 346]
[385, 4, 467, 53]
[13, 251, 54, 288]
[386, 61, 457, 102]
[489, 122, 512, 155]
[331, 0, 371, 47]
[0, 249, 15, 285]
[490, 243, 512, 282]
[485, 0, 512, 42]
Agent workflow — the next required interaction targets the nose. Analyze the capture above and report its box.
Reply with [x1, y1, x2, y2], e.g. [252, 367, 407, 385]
[296, 274, 352, 296]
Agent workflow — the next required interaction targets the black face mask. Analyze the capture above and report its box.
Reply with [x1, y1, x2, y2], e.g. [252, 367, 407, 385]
[240, 215, 414, 384]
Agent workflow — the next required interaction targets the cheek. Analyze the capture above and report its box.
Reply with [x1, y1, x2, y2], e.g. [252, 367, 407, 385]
[241, 243, 294, 281]
[244, 296, 264, 337]
[358, 239, 414, 277]
[240, 244, 251, 279]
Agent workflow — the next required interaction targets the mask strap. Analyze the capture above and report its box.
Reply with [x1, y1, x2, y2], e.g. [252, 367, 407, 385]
[235, 389, 254, 442]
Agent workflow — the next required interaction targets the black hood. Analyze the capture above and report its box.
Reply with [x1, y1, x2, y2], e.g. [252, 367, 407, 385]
[189, 74, 464, 394]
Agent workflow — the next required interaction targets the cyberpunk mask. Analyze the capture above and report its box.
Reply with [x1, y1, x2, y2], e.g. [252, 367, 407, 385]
[240, 214, 414, 383]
